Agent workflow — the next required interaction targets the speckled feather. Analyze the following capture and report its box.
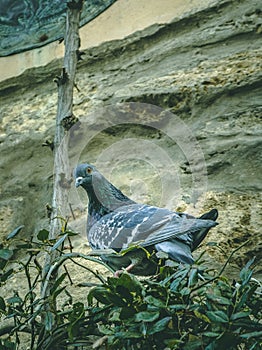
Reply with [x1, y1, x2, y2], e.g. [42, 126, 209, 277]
[74, 163, 218, 275]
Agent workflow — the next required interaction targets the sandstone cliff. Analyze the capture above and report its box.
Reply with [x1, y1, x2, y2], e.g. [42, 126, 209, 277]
[0, 0, 261, 269]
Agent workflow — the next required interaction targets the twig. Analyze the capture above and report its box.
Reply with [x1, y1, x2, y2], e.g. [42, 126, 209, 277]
[67, 257, 108, 284]
[191, 240, 250, 293]
[69, 202, 76, 220]
[63, 264, 73, 285]
[41, 252, 113, 298]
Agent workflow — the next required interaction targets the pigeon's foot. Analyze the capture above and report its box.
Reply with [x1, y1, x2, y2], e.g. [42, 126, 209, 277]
[113, 263, 136, 277]
[114, 270, 123, 277]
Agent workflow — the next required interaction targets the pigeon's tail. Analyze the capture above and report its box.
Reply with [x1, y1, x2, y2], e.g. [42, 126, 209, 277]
[192, 208, 218, 251]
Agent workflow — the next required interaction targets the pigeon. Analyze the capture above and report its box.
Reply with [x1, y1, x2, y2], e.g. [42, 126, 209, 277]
[74, 163, 218, 276]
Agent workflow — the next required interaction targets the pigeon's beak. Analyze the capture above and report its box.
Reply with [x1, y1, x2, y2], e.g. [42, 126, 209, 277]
[75, 176, 83, 187]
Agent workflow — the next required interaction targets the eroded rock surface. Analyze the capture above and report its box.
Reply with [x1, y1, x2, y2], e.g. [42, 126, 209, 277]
[0, 0, 261, 268]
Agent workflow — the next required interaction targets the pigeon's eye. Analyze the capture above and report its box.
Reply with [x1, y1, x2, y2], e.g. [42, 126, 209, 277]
[86, 167, 92, 174]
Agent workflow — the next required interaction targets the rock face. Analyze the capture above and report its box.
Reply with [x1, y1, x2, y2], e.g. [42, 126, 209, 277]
[0, 0, 261, 268]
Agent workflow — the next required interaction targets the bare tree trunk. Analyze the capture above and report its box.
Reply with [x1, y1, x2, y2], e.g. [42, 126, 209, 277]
[50, 0, 82, 239]
[41, 0, 83, 330]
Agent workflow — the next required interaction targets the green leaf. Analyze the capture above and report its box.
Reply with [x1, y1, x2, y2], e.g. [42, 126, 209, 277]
[51, 234, 67, 251]
[16, 243, 32, 249]
[204, 342, 216, 350]
[119, 306, 136, 320]
[244, 257, 256, 270]
[203, 331, 220, 337]
[188, 268, 198, 287]
[0, 249, 13, 260]
[194, 310, 211, 323]
[113, 272, 143, 294]
[230, 311, 251, 320]
[169, 304, 187, 311]
[181, 287, 191, 295]
[0, 296, 6, 313]
[53, 286, 66, 299]
[0, 268, 14, 283]
[116, 285, 133, 303]
[70, 302, 85, 322]
[89, 286, 113, 305]
[206, 293, 232, 305]
[98, 324, 114, 335]
[170, 269, 188, 291]
[64, 230, 79, 236]
[44, 311, 54, 331]
[135, 310, 160, 322]
[6, 225, 24, 240]
[148, 316, 171, 335]
[91, 282, 127, 306]
[115, 330, 142, 339]
[120, 245, 150, 259]
[0, 339, 16, 350]
[165, 259, 178, 268]
[0, 258, 8, 270]
[240, 330, 262, 339]
[236, 291, 249, 310]
[107, 293, 127, 307]
[50, 273, 67, 294]
[156, 251, 169, 259]
[37, 229, 49, 242]
[144, 295, 165, 308]
[233, 319, 260, 329]
[206, 310, 229, 323]
[7, 295, 22, 305]
[183, 339, 203, 350]
[166, 339, 184, 349]
[206, 242, 218, 246]
[240, 257, 255, 284]
[108, 310, 121, 322]
[67, 302, 86, 339]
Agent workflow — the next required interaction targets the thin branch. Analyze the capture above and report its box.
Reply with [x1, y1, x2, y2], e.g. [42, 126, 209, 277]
[41, 252, 113, 297]
[67, 257, 108, 284]
[191, 240, 250, 293]
[63, 264, 73, 285]
[20, 255, 35, 349]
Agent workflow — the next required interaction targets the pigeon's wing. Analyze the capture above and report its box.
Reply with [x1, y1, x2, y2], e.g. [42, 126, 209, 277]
[88, 204, 172, 250]
[192, 208, 218, 250]
[88, 203, 216, 251]
[141, 214, 216, 247]
[155, 239, 194, 265]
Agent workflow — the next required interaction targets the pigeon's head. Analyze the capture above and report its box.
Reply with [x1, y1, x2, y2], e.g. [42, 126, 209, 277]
[74, 163, 133, 209]
[74, 163, 97, 189]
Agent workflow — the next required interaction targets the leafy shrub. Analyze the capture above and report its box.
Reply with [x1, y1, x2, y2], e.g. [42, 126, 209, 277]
[88, 259, 262, 349]
[0, 226, 261, 349]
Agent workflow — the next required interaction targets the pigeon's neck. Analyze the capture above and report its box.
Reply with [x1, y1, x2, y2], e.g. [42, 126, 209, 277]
[85, 176, 134, 218]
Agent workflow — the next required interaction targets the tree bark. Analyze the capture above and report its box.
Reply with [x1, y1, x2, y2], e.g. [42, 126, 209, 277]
[41, 0, 83, 330]
[51, 0, 83, 238]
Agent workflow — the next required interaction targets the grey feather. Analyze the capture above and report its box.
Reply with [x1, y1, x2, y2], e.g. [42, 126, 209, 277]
[74, 163, 218, 275]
